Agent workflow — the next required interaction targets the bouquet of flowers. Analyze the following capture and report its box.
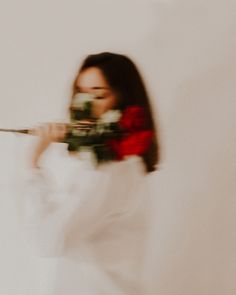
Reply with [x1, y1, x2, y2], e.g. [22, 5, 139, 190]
[64, 93, 154, 164]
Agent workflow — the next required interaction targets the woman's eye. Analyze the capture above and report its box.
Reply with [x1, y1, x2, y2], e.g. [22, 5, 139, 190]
[95, 96, 105, 99]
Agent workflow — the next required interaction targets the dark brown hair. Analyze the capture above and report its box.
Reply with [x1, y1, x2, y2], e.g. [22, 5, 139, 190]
[70, 52, 161, 173]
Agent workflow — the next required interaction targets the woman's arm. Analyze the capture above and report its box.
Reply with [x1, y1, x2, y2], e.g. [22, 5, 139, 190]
[22, 143, 112, 257]
[22, 122, 77, 256]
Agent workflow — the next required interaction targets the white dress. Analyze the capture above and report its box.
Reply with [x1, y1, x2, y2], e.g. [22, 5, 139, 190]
[20, 147, 151, 295]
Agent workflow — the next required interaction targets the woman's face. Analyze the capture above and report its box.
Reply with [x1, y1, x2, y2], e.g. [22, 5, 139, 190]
[75, 67, 117, 118]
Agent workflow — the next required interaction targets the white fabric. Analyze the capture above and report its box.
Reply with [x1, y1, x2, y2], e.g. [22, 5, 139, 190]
[20, 150, 151, 295]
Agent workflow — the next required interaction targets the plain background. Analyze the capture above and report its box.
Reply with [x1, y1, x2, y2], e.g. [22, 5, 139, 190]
[0, 0, 235, 294]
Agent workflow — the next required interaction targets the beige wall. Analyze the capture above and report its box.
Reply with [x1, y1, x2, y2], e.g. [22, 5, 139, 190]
[0, 0, 235, 294]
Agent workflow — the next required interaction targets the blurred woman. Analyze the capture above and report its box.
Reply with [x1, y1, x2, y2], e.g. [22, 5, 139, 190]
[22, 52, 161, 294]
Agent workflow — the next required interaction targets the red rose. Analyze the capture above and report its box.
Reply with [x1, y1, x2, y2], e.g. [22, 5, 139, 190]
[107, 130, 154, 160]
[106, 105, 154, 159]
[119, 106, 149, 131]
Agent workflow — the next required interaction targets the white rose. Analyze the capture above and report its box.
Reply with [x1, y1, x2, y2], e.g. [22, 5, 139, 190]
[99, 110, 122, 124]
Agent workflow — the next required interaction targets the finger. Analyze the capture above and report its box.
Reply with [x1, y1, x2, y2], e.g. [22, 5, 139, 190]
[58, 123, 67, 136]
[51, 123, 65, 141]
[37, 123, 50, 139]
[48, 123, 60, 141]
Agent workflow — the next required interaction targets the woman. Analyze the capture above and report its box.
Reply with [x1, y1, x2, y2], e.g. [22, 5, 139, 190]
[22, 52, 160, 294]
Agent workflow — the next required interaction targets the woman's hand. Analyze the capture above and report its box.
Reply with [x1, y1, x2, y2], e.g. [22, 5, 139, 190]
[30, 123, 67, 169]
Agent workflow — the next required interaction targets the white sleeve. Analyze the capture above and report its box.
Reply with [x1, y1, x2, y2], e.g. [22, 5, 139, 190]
[20, 159, 111, 258]
[21, 167, 73, 257]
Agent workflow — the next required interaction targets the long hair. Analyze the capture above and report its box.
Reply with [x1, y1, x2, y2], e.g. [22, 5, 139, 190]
[70, 52, 161, 173]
